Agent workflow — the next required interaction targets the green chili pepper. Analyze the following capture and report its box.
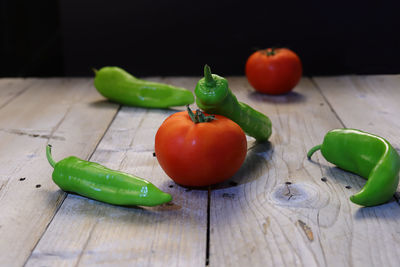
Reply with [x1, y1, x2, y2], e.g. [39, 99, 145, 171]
[94, 66, 194, 108]
[46, 145, 172, 206]
[307, 128, 400, 206]
[194, 65, 272, 141]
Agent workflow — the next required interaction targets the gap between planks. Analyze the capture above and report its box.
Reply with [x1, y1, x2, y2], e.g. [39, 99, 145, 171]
[0, 78, 37, 110]
[24, 77, 208, 267]
[23, 76, 207, 266]
[311, 75, 400, 207]
[310, 78, 347, 128]
[24, 105, 123, 266]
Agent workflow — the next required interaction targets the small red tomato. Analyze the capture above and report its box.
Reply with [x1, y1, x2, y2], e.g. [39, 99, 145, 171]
[155, 109, 247, 187]
[245, 48, 302, 95]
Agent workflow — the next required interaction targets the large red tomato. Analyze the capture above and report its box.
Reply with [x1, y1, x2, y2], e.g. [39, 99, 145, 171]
[155, 110, 247, 187]
[245, 48, 302, 95]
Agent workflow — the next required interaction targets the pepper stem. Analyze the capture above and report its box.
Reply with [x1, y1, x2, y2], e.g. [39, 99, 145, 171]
[92, 68, 98, 75]
[204, 65, 216, 87]
[46, 144, 57, 168]
[307, 144, 322, 159]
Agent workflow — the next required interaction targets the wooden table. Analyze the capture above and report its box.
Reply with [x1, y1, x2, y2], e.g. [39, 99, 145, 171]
[1, 75, 399, 267]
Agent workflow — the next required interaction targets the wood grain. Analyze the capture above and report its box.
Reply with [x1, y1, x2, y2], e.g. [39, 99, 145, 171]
[313, 75, 400, 147]
[0, 78, 39, 109]
[313, 75, 400, 266]
[0, 78, 119, 266]
[25, 78, 208, 267]
[208, 77, 400, 267]
[2, 76, 400, 267]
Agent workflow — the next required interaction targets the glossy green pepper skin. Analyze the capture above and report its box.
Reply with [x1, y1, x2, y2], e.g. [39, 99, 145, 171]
[308, 129, 400, 206]
[94, 66, 194, 108]
[195, 65, 272, 141]
[46, 145, 172, 206]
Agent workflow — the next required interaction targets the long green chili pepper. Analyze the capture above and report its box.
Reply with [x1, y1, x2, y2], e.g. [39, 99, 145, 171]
[46, 145, 172, 206]
[94, 66, 194, 108]
[308, 128, 400, 206]
[195, 65, 272, 141]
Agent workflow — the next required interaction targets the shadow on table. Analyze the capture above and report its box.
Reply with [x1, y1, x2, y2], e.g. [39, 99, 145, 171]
[89, 99, 188, 113]
[46, 190, 178, 225]
[307, 157, 360, 190]
[89, 99, 118, 109]
[211, 140, 273, 190]
[354, 195, 400, 221]
[163, 141, 273, 192]
[248, 91, 306, 104]
[308, 157, 400, 219]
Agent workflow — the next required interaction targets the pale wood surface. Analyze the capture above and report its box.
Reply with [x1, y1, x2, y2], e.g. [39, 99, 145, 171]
[0, 78, 119, 266]
[209, 77, 400, 267]
[0, 78, 38, 108]
[313, 75, 400, 147]
[25, 78, 207, 267]
[0, 76, 399, 267]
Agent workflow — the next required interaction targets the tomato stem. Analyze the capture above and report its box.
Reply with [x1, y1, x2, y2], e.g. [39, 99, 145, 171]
[267, 48, 275, 56]
[196, 109, 205, 122]
[187, 105, 197, 122]
[186, 105, 215, 124]
[264, 48, 276, 56]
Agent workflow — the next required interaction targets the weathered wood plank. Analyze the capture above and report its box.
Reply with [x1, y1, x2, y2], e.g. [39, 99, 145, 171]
[313, 75, 400, 265]
[3, 75, 400, 267]
[208, 77, 400, 267]
[0, 78, 119, 266]
[0, 78, 38, 109]
[313, 75, 400, 146]
[25, 78, 208, 267]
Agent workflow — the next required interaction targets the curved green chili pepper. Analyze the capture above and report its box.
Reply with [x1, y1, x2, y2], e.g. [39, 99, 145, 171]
[195, 65, 272, 141]
[46, 145, 172, 206]
[308, 128, 400, 206]
[94, 66, 194, 108]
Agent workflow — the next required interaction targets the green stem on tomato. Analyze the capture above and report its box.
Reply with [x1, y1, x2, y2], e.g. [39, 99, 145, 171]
[266, 48, 276, 56]
[196, 110, 204, 122]
[187, 105, 198, 123]
[186, 105, 215, 124]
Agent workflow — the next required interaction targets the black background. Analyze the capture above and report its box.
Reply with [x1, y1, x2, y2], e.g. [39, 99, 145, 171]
[1, 0, 400, 77]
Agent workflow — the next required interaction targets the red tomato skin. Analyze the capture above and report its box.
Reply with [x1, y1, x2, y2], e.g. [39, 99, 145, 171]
[155, 111, 247, 187]
[245, 48, 302, 95]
